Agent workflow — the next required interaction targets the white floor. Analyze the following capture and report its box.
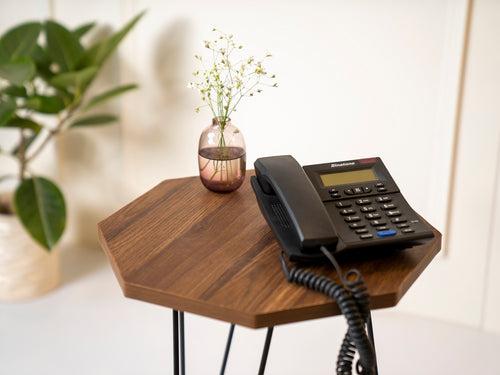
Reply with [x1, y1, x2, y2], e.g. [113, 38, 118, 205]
[1, 246, 499, 375]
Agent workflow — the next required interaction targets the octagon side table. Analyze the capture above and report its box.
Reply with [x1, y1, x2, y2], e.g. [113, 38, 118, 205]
[98, 172, 441, 374]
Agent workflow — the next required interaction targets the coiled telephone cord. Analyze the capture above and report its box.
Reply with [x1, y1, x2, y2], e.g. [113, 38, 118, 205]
[279, 246, 375, 375]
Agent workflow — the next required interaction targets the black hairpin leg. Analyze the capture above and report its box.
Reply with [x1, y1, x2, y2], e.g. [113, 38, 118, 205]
[173, 310, 179, 375]
[367, 312, 379, 375]
[257, 327, 274, 375]
[180, 312, 186, 375]
[220, 324, 235, 375]
[172, 310, 186, 375]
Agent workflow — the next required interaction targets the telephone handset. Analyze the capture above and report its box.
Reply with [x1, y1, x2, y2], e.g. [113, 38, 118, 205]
[251, 155, 434, 261]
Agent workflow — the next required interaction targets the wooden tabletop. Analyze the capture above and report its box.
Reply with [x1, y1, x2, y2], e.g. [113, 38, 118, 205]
[98, 172, 441, 328]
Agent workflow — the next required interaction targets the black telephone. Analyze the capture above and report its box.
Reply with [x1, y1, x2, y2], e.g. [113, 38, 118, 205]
[251, 155, 434, 261]
[251, 155, 435, 375]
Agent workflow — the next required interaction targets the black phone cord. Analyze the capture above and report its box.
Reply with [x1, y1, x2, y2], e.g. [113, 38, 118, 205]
[280, 247, 375, 375]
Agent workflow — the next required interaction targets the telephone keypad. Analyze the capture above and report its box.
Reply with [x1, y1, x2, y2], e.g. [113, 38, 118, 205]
[331, 191, 430, 243]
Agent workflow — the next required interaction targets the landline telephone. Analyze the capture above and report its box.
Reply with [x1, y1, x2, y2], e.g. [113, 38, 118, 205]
[251, 155, 434, 261]
[250, 155, 434, 375]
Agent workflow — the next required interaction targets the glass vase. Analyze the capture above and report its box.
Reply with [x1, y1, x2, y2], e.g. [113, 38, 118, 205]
[198, 118, 246, 193]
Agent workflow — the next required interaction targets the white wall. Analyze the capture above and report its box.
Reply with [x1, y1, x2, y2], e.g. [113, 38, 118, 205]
[2, 0, 500, 373]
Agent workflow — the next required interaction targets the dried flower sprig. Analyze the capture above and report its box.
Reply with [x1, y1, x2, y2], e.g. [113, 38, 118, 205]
[188, 29, 277, 129]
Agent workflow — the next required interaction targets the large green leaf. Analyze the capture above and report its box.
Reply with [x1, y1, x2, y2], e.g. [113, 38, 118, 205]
[73, 22, 95, 39]
[79, 11, 145, 68]
[1, 85, 27, 97]
[70, 113, 118, 127]
[50, 66, 97, 91]
[0, 22, 42, 63]
[0, 98, 16, 126]
[14, 176, 66, 250]
[84, 83, 137, 110]
[0, 57, 36, 85]
[25, 95, 66, 114]
[45, 21, 84, 72]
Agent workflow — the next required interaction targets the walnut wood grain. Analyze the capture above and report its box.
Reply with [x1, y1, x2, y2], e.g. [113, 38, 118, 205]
[98, 172, 441, 328]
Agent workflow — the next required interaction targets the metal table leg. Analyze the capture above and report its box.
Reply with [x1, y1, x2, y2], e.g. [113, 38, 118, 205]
[173, 310, 179, 375]
[180, 312, 185, 375]
[367, 312, 379, 375]
[220, 324, 235, 375]
[257, 327, 274, 375]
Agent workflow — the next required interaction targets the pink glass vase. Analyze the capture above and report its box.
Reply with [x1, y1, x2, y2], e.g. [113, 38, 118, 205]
[198, 118, 246, 193]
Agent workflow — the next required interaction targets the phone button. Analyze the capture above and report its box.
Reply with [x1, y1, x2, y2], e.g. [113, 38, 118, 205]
[349, 223, 366, 229]
[386, 210, 401, 217]
[355, 228, 369, 234]
[401, 228, 415, 234]
[353, 187, 363, 194]
[370, 220, 387, 226]
[365, 213, 381, 219]
[376, 196, 392, 203]
[377, 187, 387, 192]
[339, 208, 356, 215]
[375, 182, 385, 187]
[381, 203, 396, 210]
[396, 223, 410, 228]
[360, 234, 374, 240]
[344, 216, 361, 222]
[344, 189, 354, 195]
[356, 198, 371, 205]
[360, 206, 376, 212]
[391, 217, 407, 223]
[376, 229, 397, 237]
[335, 201, 352, 208]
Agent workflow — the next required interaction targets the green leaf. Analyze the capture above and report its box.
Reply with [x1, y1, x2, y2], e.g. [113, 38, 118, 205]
[50, 66, 97, 90]
[70, 114, 118, 127]
[25, 95, 66, 114]
[73, 22, 95, 39]
[45, 20, 84, 72]
[0, 57, 36, 85]
[1, 85, 27, 97]
[79, 11, 145, 67]
[0, 22, 42, 62]
[5, 116, 42, 133]
[14, 176, 66, 250]
[0, 98, 16, 126]
[84, 83, 137, 110]
[31, 44, 53, 80]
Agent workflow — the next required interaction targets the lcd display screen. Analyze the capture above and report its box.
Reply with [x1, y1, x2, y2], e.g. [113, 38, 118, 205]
[320, 168, 378, 187]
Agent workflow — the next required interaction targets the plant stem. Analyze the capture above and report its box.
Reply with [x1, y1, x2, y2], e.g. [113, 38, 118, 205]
[25, 106, 76, 164]
[18, 129, 27, 182]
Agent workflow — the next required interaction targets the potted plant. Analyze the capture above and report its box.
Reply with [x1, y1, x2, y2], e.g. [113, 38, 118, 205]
[189, 29, 278, 193]
[0, 12, 144, 300]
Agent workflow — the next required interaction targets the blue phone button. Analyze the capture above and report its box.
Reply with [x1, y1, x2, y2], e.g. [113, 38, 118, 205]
[376, 229, 397, 238]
